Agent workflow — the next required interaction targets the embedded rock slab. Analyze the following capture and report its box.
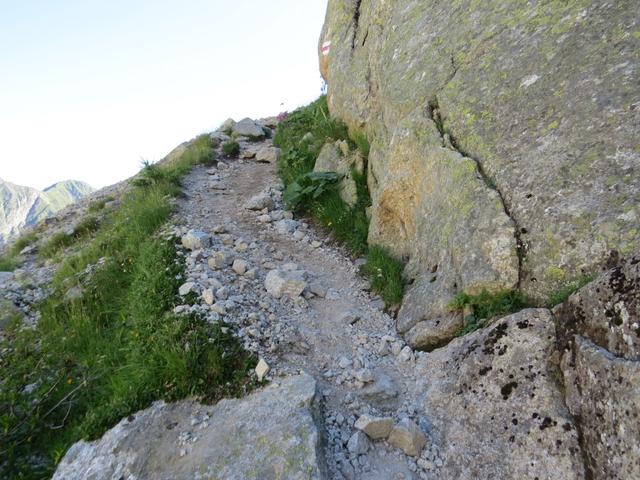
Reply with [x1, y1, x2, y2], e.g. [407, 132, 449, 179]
[319, 0, 639, 310]
[53, 374, 324, 480]
[561, 336, 640, 480]
[555, 251, 640, 479]
[416, 309, 585, 479]
[554, 251, 640, 360]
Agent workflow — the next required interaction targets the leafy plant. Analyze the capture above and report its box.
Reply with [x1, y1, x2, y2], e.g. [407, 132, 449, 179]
[222, 140, 240, 157]
[283, 171, 339, 209]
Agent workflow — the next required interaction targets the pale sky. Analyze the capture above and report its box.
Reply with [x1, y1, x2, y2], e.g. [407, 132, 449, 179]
[0, 0, 328, 190]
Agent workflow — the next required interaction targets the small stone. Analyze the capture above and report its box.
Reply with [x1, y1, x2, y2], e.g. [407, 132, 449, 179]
[232, 259, 248, 275]
[255, 358, 270, 381]
[397, 346, 414, 362]
[264, 269, 307, 299]
[355, 414, 394, 440]
[208, 251, 231, 269]
[245, 268, 258, 280]
[255, 146, 281, 164]
[311, 240, 322, 248]
[179, 282, 196, 296]
[274, 219, 298, 234]
[293, 230, 305, 241]
[387, 419, 427, 457]
[354, 369, 374, 383]
[216, 287, 229, 300]
[338, 356, 353, 369]
[219, 234, 234, 246]
[202, 288, 215, 305]
[181, 231, 211, 250]
[308, 281, 327, 298]
[212, 224, 227, 234]
[257, 214, 272, 223]
[347, 431, 371, 455]
[340, 310, 361, 325]
[245, 193, 274, 211]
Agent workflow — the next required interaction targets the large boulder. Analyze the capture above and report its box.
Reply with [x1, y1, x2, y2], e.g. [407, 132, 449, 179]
[319, 0, 640, 345]
[53, 374, 325, 479]
[232, 118, 266, 140]
[416, 309, 585, 479]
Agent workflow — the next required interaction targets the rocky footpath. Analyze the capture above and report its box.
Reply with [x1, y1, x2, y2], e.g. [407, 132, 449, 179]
[319, 0, 639, 350]
[47, 119, 640, 479]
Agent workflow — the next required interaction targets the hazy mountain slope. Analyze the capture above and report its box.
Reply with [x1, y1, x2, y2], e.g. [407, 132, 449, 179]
[0, 178, 93, 245]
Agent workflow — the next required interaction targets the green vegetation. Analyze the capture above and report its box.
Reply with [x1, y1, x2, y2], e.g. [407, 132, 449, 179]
[222, 140, 240, 157]
[186, 134, 217, 166]
[283, 171, 340, 209]
[87, 196, 115, 213]
[39, 216, 100, 259]
[0, 138, 255, 478]
[275, 96, 405, 306]
[360, 246, 405, 306]
[450, 289, 531, 336]
[547, 275, 595, 307]
[0, 232, 39, 271]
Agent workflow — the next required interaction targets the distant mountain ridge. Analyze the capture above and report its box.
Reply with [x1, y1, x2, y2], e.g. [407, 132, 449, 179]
[0, 178, 93, 245]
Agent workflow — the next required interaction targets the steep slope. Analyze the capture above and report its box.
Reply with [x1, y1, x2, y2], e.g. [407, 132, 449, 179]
[0, 178, 93, 245]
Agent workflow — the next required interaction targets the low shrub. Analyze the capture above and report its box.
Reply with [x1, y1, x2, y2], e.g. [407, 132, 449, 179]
[222, 140, 240, 157]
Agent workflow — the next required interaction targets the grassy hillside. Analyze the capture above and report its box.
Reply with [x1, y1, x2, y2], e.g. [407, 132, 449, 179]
[0, 135, 255, 479]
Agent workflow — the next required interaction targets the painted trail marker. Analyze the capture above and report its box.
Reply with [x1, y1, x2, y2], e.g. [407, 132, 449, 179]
[321, 41, 331, 56]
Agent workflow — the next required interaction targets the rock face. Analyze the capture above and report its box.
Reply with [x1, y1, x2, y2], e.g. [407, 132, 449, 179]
[416, 309, 585, 479]
[53, 374, 325, 480]
[319, 0, 640, 346]
[0, 178, 93, 245]
[554, 252, 640, 479]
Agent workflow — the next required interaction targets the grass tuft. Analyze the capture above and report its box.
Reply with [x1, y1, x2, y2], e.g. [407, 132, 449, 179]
[450, 289, 531, 336]
[547, 275, 595, 307]
[222, 140, 240, 157]
[360, 246, 405, 306]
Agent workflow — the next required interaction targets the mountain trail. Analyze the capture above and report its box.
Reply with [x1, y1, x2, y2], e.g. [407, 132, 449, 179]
[172, 137, 440, 479]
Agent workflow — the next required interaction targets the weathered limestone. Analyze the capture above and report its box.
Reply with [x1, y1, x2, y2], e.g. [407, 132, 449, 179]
[53, 374, 325, 480]
[416, 309, 585, 479]
[319, 0, 640, 348]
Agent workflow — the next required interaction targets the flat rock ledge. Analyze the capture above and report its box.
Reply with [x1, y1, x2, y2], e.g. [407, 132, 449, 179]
[53, 373, 324, 480]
